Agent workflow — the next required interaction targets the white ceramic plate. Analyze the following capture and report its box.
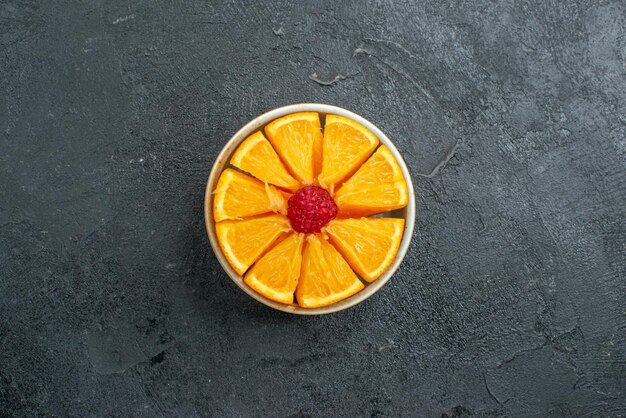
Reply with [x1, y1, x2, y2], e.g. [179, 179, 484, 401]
[204, 103, 415, 315]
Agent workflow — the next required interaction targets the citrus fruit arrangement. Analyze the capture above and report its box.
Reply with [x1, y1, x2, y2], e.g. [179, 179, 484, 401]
[212, 112, 409, 309]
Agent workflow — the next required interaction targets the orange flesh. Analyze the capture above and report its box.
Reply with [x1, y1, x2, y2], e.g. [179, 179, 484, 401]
[295, 234, 364, 308]
[213, 168, 287, 222]
[244, 233, 304, 304]
[264, 112, 323, 185]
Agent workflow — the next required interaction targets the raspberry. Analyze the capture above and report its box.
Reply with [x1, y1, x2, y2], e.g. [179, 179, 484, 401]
[287, 186, 338, 233]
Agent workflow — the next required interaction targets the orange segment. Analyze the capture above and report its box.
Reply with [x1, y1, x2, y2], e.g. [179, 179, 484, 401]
[334, 146, 408, 216]
[213, 168, 287, 222]
[244, 233, 304, 304]
[325, 218, 405, 282]
[215, 214, 291, 275]
[264, 112, 323, 184]
[334, 182, 408, 217]
[295, 234, 364, 308]
[230, 131, 300, 192]
[318, 115, 379, 191]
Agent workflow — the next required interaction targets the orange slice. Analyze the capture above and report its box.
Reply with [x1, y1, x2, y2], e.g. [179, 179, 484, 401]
[325, 218, 405, 282]
[244, 233, 304, 304]
[264, 112, 323, 184]
[334, 146, 408, 216]
[230, 131, 300, 192]
[295, 234, 364, 308]
[213, 168, 287, 222]
[334, 183, 408, 217]
[318, 115, 379, 192]
[212, 112, 412, 309]
[215, 214, 291, 275]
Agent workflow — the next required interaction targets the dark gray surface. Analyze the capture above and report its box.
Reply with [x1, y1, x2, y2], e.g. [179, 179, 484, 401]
[1, 0, 625, 416]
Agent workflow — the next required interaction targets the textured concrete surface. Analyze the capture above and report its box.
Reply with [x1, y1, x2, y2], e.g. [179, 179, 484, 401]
[1, 0, 625, 416]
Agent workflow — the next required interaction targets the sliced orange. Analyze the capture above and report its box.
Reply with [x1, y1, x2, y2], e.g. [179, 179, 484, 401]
[213, 168, 287, 222]
[215, 214, 291, 275]
[295, 234, 364, 308]
[318, 115, 379, 191]
[244, 233, 304, 304]
[334, 146, 408, 216]
[212, 112, 412, 309]
[325, 218, 405, 282]
[230, 131, 300, 192]
[334, 183, 408, 217]
[264, 112, 323, 185]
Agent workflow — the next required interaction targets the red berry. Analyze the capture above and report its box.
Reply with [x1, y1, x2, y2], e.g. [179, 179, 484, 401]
[287, 186, 338, 233]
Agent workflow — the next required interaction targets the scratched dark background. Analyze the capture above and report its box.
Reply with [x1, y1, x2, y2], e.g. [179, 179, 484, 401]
[1, 0, 625, 416]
